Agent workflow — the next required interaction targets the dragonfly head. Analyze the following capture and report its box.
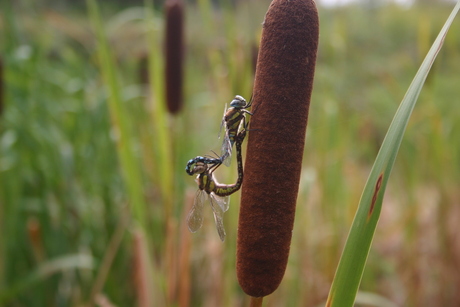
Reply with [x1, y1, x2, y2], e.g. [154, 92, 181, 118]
[186, 156, 221, 175]
[191, 161, 208, 175]
[186, 157, 204, 175]
[230, 95, 247, 109]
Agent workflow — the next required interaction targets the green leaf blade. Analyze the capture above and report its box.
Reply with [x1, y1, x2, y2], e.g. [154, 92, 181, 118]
[327, 2, 460, 306]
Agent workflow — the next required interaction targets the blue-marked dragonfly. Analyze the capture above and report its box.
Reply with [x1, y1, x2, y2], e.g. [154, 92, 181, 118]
[186, 127, 247, 241]
[219, 95, 252, 166]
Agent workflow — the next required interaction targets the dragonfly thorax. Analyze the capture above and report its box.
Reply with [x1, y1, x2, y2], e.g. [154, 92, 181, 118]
[198, 173, 217, 194]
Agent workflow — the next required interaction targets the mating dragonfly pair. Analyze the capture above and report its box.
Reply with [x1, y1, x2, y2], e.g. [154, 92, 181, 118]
[185, 95, 252, 241]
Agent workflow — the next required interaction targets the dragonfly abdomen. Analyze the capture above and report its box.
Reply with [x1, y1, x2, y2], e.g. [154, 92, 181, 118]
[214, 128, 246, 196]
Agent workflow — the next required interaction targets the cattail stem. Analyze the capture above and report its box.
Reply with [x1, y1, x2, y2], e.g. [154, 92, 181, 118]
[164, 0, 185, 114]
[250, 296, 263, 307]
[236, 0, 319, 298]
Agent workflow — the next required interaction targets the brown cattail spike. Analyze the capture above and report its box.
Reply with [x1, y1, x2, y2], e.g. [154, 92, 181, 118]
[236, 0, 319, 298]
[164, 0, 184, 114]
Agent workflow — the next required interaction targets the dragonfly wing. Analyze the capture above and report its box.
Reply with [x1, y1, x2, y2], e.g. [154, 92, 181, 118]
[209, 193, 227, 241]
[221, 132, 232, 167]
[187, 189, 206, 233]
[215, 194, 230, 212]
[218, 103, 227, 139]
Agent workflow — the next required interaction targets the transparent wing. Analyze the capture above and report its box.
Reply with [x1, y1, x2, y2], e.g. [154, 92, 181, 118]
[218, 103, 227, 140]
[209, 193, 227, 241]
[220, 130, 233, 167]
[187, 189, 206, 233]
[221, 112, 247, 167]
[213, 192, 230, 213]
[218, 103, 232, 167]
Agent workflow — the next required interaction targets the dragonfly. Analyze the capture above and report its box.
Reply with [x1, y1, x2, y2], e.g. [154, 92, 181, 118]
[219, 95, 252, 166]
[186, 126, 247, 241]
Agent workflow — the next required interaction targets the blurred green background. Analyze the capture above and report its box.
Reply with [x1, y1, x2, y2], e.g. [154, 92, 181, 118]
[1, 0, 459, 306]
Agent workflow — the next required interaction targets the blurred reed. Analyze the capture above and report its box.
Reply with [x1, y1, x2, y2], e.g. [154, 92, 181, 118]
[132, 229, 154, 307]
[0, 58, 3, 118]
[26, 217, 44, 263]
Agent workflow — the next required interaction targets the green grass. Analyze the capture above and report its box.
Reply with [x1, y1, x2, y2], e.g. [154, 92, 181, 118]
[327, 2, 459, 304]
[1, 1, 460, 306]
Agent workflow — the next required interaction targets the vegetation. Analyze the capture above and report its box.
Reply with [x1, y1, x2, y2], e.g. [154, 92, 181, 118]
[1, 0, 459, 306]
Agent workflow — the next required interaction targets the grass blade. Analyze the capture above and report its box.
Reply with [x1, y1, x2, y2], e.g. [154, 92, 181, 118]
[144, 0, 174, 217]
[0, 254, 93, 305]
[326, 2, 460, 306]
[86, 0, 148, 228]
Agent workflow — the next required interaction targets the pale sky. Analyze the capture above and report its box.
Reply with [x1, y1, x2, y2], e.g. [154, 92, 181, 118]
[317, 0, 415, 7]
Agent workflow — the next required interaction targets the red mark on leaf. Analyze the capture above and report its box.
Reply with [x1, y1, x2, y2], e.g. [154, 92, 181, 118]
[369, 173, 383, 217]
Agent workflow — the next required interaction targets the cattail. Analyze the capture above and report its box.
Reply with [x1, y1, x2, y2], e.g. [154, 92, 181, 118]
[251, 42, 259, 76]
[236, 0, 319, 298]
[164, 0, 184, 114]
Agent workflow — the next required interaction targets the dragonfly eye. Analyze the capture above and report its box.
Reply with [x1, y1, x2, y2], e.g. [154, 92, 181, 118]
[186, 156, 207, 175]
[190, 162, 207, 175]
[230, 95, 247, 108]
[185, 163, 194, 175]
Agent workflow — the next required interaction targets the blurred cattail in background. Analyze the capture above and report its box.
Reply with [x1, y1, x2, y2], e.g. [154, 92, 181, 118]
[236, 0, 319, 302]
[164, 0, 184, 114]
